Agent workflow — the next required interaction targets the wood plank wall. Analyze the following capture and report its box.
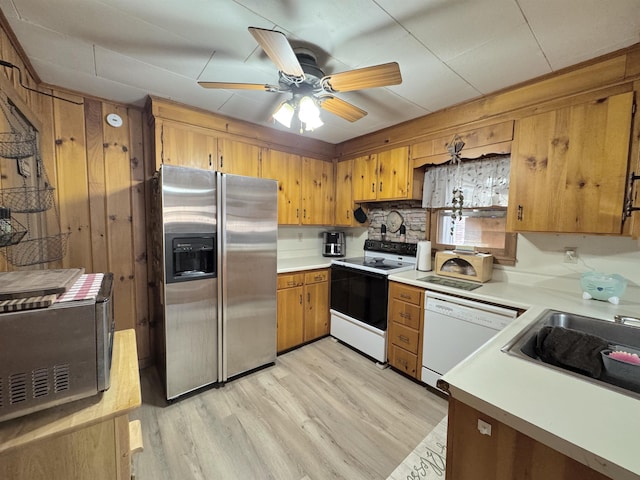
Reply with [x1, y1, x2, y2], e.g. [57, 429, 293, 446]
[0, 24, 153, 364]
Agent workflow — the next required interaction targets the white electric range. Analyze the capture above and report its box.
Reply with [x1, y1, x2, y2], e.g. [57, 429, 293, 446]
[329, 240, 417, 363]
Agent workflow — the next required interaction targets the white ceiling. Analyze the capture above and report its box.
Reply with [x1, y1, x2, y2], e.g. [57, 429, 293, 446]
[1, 0, 639, 144]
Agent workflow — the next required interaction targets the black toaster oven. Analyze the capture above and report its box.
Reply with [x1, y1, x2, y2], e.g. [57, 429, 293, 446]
[0, 273, 114, 422]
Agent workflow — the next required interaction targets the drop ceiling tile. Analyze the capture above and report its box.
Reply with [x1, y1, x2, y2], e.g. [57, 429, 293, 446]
[94, 46, 230, 110]
[518, 0, 640, 69]
[377, 0, 527, 61]
[447, 23, 551, 94]
[8, 0, 214, 78]
[348, 31, 481, 112]
[7, 21, 96, 75]
[29, 58, 148, 106]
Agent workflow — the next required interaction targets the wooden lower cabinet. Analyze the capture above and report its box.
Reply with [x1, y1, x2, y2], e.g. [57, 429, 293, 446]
[277, 269, 330, 353]
[446, 398, 611, 480]
[387, 281, 424, 379]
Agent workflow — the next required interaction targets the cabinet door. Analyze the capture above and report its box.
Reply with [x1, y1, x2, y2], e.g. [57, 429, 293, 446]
[507, 91, 634, 234]
[277, 285, 304, 352]
[301, 157, 334, 225]
[217, 138, 261, 177]
[304, 280, 329, 341]
[378, 146, 410, 200]
[262, 149, 302, 225]
[352, 154, 378, 201]
[334, 159, 359, 226]
[161, 121, 216, 170]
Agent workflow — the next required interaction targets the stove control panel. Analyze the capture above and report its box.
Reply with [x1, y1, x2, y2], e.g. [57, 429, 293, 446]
[364, 239, 417, 256]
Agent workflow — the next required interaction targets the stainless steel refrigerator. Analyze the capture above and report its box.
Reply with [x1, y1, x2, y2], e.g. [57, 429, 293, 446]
[155, 164, 277, 400]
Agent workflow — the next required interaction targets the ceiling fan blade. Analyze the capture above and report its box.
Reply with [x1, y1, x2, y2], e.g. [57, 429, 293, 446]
[320, 96, 367, 122]
[198, 81, 282, 92]
[248, 27, 304, 78]
[321, 62, 401, 93]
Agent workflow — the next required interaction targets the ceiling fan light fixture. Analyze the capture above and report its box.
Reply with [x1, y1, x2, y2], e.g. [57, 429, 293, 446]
[304, 115, 324, 131]
[297, 95, 320, 124]
[273, 101, 295, 128]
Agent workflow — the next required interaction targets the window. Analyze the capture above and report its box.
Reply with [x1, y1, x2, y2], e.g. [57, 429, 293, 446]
[429, 207, 517, 266]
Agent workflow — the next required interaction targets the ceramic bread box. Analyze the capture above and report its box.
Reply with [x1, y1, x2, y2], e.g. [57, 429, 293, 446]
[435, 250, 494, 283]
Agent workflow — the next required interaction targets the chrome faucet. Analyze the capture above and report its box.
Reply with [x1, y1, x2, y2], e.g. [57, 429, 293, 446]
[614, 315, 640, 327]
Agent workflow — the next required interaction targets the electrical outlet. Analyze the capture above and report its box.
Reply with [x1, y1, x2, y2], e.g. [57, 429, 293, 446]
[564, 247, 578, 264]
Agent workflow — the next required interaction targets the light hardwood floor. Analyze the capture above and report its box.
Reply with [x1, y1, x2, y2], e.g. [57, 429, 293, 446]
[131, 337, 448, 480]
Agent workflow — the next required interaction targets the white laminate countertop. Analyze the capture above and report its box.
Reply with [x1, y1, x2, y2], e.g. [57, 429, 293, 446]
[277, 256, 332, 274]
[389, 269, 640, 480]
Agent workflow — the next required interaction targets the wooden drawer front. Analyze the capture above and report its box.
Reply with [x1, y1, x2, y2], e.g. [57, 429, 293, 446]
[277, 273, 304, 289]
[389, 299, 421, 329]
[389, 344, 418, 376]
[304, 269, 329, 285]
[389, 323, 419, 354]
[391, 283, 422, 306]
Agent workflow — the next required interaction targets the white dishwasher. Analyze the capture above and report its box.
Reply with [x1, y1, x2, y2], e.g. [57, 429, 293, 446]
[422, 291, 518, 392]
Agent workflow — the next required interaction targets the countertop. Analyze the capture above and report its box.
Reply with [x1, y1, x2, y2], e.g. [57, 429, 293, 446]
[277, 256, 332, 273]
[389, 269, 640, 480]
[0, 329, 141, 455]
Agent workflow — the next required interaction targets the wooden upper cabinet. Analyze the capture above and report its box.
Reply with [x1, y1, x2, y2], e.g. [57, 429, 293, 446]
[335, 159, 361, 227]
[352, 153, 378, 201]
[352, 146, 420, 202]
[507, 91, 634, 234]
[378, 146, 410, 200]
[301, 157, 334, 225]
[262, 149, 302, 225]
[160, 120, 216, 170]
[217, 138, 261, 177]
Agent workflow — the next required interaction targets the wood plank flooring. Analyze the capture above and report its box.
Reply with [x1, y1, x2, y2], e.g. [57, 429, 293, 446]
[131, 337, 448, 480]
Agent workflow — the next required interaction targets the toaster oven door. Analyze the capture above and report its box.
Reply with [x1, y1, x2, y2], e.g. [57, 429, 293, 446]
[96, 273, 115, 392]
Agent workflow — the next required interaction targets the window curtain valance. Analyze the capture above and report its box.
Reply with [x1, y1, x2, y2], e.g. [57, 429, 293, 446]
[421, 155, 511, 209]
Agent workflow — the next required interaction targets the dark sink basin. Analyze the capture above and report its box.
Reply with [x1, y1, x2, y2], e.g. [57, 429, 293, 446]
[502, 310, 640, 400]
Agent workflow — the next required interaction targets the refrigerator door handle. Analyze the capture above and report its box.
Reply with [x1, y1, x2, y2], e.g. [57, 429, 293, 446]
[218, 172, 226, 382]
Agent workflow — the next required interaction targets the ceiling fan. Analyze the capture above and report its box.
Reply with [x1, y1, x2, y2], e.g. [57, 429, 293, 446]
[198, 27, 402, 131]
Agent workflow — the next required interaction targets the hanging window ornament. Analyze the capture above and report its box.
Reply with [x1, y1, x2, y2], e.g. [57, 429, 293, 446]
[447, 135, 465, 236]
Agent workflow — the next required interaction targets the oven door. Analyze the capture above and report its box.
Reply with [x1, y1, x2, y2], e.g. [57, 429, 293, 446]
[330, 264, 389, 330]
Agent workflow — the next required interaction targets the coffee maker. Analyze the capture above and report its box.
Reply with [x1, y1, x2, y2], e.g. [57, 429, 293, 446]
[322, 231, 345, 257]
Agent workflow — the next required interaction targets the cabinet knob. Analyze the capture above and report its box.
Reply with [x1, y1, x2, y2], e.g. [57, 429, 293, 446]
[379, 182, 383, 192]
[399, 335, 410, 343]
[299, 294, 303, 305]
[219, 154, 223, 168]
[371, 182, 375, 193]
[400, 294, 411, 300]
[399, 312, 411, 319]
[517, 205, 523, 221]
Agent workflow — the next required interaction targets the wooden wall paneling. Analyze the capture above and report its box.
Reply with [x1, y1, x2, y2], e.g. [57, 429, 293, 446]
[127, 107, 150, 363]
[53, 91, 92, 270]
[102, 103, 135, 332]
[142, 104, 157, 364]
[35, 90, 61, 270]
[84, 98, 108, 273]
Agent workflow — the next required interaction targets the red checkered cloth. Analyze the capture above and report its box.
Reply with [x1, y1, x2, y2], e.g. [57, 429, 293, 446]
[56, 273, 104, 302]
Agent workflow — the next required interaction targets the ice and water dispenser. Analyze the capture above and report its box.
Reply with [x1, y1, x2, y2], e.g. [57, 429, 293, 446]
[165, 234, 216, 283]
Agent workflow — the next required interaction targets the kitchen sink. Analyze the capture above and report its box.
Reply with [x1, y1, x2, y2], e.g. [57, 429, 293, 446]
[502, 310, 640, 400]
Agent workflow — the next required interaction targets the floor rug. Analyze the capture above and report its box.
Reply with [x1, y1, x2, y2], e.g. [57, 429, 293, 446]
[387, 416, 448, 480]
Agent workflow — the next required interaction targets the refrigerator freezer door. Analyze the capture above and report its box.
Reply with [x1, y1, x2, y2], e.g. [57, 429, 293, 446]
[220, 174, 278, 380]
[160, 165, 218, 399]
[165, 278, 217, 399]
